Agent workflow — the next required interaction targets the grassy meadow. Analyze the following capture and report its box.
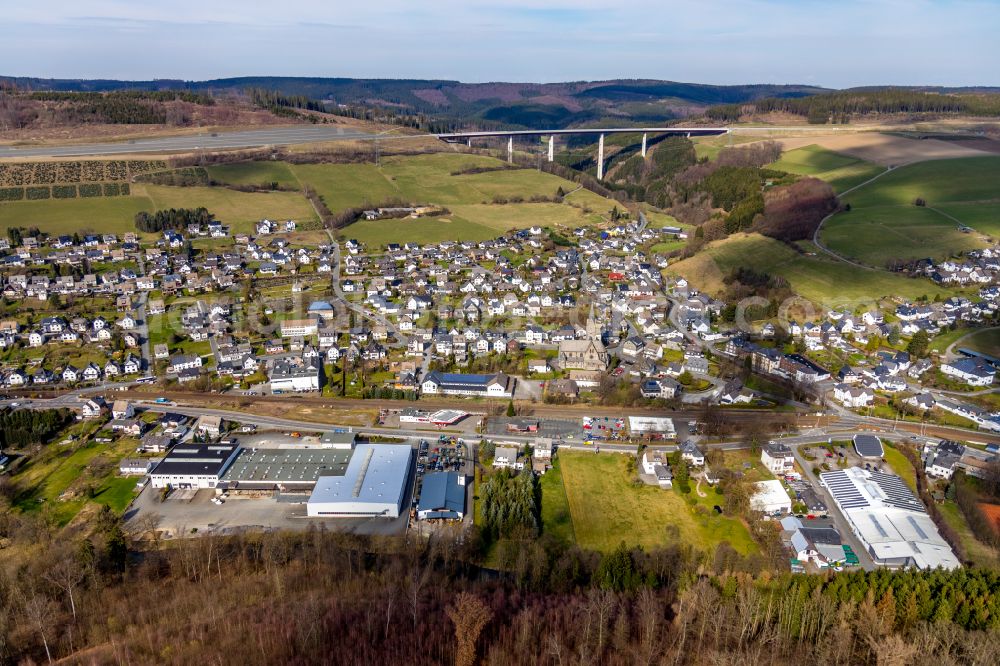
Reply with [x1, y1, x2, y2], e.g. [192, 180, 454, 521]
[547, 451, 756, 554]
[821, 205, 985, 266]
[958, 327, 1000, 358]
[821, 156, 1000, 267]
[842, 156, 1000, 208]
[0, 152, 617, 244]
[668, 233, 953, 307]
[769, 144, 886, 193]
[0, 182, 317, 238]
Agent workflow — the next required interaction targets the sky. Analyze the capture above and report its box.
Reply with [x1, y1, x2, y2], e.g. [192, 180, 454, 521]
[2, 1, 998, 87]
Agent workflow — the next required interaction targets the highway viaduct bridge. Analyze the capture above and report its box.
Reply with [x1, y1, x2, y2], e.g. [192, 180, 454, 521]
[433, 126, 851, 179]
[437, 127, 727, 179]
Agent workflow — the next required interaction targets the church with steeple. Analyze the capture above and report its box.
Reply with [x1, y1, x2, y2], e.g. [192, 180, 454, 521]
[558, 304, 609, 372]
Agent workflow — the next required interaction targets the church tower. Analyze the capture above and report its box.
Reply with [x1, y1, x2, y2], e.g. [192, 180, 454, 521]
[585, 303, 602, 340]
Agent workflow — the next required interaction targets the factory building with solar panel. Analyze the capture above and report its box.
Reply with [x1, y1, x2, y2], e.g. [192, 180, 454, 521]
[819, 466, 960, 570]
[219, 448, 352, 493]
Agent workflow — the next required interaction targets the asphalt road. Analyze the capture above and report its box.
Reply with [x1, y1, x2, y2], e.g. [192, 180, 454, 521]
[0, 125, 377, 158]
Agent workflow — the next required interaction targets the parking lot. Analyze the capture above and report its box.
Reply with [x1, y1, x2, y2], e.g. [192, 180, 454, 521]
[486, 416, 578, 439]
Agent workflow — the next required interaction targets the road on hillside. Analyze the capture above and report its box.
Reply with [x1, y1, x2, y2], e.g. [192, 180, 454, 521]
[0, 125, 378, 158]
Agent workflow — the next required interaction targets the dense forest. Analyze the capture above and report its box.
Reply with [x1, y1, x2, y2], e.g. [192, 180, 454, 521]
[0, 510, 996, 665]
[247, 87, 326, 116]
[707, 89, 1000, 123]
[134, 207, 214, 233]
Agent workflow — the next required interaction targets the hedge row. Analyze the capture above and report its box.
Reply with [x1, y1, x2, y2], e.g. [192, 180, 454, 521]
[0, 183, 132, 200]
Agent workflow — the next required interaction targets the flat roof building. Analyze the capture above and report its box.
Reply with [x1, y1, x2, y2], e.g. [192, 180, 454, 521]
[417, 471, 466, 520]
[150, 442, 241, 489]
[627, 416, 676, 438]
[820, 466, 959, 570]
[220, 448, 350, 491]
[307, 444, 412, 518]
[751, 479, 793, 514]
[319, 431, 357, 449]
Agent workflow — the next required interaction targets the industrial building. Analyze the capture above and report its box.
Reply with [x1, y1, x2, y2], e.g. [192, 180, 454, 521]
[416, 471, 466, 520]
[149, 442, 242, 489]
[306, 444, 413, 518]
[319, 431, 357, 449]
[220, 448, 351, 492]
[820, 466, 960, 570]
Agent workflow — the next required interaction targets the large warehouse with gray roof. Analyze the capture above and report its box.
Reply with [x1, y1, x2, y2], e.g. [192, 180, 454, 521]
[307, 444, 413, 518]
[820, 466, 959, 570]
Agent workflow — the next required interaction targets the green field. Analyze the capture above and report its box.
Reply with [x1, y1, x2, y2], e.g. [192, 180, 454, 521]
[822, 206, 984, 266]
[843, 156, 1000, 208]
[346, 201, 602, 246]
[938, 500, 1000, 568]
[550, 452, 756, 554]
[669, 233, 952, 307]
[0, 195, 153, 237]
[205, 161, 301, 189]
[1, 153, 616, 243]
[293, 152, 615, 209]
[958, 327, 1000, 358]
[934, 202, 1000, 238]
[881, 443, 916, 492]
[12, 427, 142, 526]
[138, 184, 317, 232]
[538, 456, 575, 544]
[0, 182, 316, 238]
[821, 156, 1000, 266]
[769, 144, 886, 193]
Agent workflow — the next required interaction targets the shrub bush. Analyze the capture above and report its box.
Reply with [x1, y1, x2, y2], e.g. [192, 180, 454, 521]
[103, 183, 121, 196]
[0, 187, 25, 201]
[26, 186, 50, 200]
[81, 161, 105, 181]
[79, 183, 102, 198]
[52, 185, 77, 199]
[56, 162, 82, 183]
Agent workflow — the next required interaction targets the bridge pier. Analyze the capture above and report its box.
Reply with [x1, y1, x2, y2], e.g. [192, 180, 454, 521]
[508, 136, 513, 163]
[467, 137, 472, 148]
[641, 132, 647, 158]
[597, 133, 605, 180]
[547, 135, 554, 162]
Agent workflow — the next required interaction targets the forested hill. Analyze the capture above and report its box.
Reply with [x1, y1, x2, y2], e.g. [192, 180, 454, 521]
[0, 76, 828, 129]
[707, 88, 1000, 122]
[7, 76, 1000, 129]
